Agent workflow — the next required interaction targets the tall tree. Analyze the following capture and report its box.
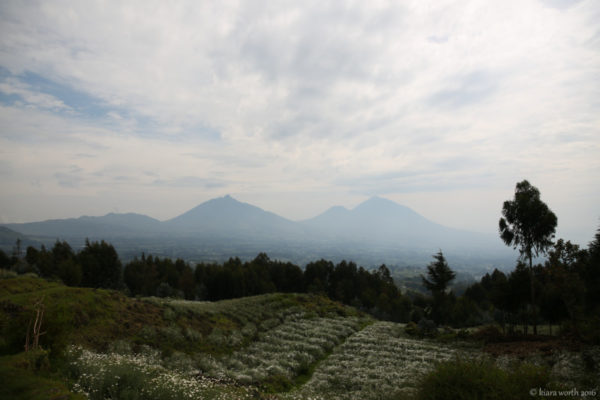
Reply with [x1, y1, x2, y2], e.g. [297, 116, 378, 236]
[584, 225, 600, 312]
[422, 251, 456, 294]
[499, 180, 557, 335]
[422, 251, 456, 324]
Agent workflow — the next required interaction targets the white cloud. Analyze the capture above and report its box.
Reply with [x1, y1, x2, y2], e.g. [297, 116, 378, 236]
[0, 0, 598, 244]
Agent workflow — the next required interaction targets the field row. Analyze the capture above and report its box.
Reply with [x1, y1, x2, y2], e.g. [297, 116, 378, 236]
[203, 316, 366, 383]
[283, 321, 477, 400]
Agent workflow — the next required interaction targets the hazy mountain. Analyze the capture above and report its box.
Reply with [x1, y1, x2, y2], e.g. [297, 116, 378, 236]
[302, 197, 440, 242]
[164, 195, 307, 239]
[302, 196, 487, 247]
[3, 213, 162, 239]
[0, 226, 42, 251]
[1, 195, 513, 268]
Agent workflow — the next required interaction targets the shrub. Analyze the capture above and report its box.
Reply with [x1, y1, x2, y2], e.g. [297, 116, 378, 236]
[404, 321, 419, 336]
[416, 357, 552, 400]
[404, 319, 438, 338]
[472, 325, 504, 343]
[0, 269, 17, 279]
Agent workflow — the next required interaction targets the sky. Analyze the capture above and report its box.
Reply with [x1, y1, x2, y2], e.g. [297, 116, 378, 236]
[0, 0, 599, 245]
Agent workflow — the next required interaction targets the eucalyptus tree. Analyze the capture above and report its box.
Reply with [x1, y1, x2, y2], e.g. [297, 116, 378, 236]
[499, 180, 557, 335]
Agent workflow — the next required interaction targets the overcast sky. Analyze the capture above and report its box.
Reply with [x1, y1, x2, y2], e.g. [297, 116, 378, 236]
[0, 0, 598, 245]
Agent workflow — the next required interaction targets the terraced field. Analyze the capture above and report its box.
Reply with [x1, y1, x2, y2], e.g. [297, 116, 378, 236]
[210, 316, 365, 383]
[282, 322, 479, 400]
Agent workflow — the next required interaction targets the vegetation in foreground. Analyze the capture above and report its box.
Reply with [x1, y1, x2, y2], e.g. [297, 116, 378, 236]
[1, 273, 598, 400]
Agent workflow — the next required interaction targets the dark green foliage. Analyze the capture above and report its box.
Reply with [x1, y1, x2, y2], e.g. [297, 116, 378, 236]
[584, 226, 600, 312]
[79, 240, 122, 289]
[124, 254, 194, 298]
[261, 374, 293, 393]
[191, 256, 411, 322]
[0, 350, 82, 400]
[0, 249, 10, 269]
[499, 180, 557, 335]
[304, 259, 334, 294]
[422, 252, 456, 294]
[499, 180, 558, 261]
[57, 259, 82, 287]
[421, 251, 455, 324]
[416, 358, 552, 400]
[541, 239, 586, 324]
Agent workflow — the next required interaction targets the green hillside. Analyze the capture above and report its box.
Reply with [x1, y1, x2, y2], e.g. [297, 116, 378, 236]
[1, 272, 597, 400]
[0, 273, 372, 398]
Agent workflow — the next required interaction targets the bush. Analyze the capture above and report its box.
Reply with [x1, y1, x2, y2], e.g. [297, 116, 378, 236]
[0, 269, 17, 279]
[404, 321, 419, 336]
[405, 319, 438, 338]
[472, 325, 504, 343]
[416, 357, 553, 400]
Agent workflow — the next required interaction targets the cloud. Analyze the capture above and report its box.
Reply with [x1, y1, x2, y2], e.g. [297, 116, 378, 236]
[152, 176, 229, 189]
[427, 71, 499, 109]
[0, 0, 598, 242]
[0, 75, 71, 111]
[539, 0, 584, 10]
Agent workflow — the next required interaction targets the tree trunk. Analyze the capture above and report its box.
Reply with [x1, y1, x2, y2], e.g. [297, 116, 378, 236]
[529, 253, 537, 335]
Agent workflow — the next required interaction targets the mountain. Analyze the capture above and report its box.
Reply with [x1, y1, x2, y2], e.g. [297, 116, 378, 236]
[3, 213, 162, 239]
[1, 195, 513, 268]
[302, 196, 482, 247]
[164, 195, 305, 239]
[0, 226, 42, 252]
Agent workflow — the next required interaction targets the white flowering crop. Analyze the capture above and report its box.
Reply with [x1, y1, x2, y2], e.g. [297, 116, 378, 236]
[282, 321, 478, 400]
[66, 345, 257, 400]
[207, 316, 365, 384]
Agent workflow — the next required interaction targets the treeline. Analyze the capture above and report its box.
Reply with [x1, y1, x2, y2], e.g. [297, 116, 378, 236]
[1, 230, 598, 338]
[0, 241, 411, 322]
[2, 239, 121, 289]
[405, 229, 600, 340]
[462, 234, 600, 336]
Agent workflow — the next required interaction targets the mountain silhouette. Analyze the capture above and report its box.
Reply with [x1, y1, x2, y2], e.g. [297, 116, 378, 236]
[3, 213, 162, 238]
[302, 196, 468, 247]
[164, 195, 305, 239]
[1, 195, 510, 267]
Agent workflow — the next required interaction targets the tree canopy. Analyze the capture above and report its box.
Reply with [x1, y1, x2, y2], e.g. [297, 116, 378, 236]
[499, 180, 557, 262]
[421, 251, 455, 295]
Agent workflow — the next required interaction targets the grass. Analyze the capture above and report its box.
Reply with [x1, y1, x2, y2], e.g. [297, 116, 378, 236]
[0, 276, 168, 356]
[0, 350, 84, 400]
[416, 357, 554, 400]
[1, 275, 361, 357]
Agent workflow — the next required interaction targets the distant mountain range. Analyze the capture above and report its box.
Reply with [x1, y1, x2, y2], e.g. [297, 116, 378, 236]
[1, 195, 513, 269]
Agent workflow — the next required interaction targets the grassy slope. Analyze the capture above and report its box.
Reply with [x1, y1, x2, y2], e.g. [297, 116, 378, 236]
[0, 273, 368, 398]
[0, 275, 167, 356]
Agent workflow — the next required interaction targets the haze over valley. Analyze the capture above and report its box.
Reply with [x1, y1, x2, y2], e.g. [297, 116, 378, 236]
[1, 195, 513, 270]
